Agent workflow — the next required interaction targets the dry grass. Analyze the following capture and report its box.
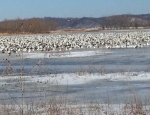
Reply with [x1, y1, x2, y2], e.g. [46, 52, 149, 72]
[0, 28, 102, 37]
[0, 97, 149, 115]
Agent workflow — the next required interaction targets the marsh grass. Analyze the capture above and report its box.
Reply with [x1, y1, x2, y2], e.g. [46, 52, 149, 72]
[0, 97, 150, 115]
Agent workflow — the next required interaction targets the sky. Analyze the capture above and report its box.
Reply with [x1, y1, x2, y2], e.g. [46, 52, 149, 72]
[0, 0, 150, 21]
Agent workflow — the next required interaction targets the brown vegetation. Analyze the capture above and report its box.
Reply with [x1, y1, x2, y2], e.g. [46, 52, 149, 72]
[0, 18, 58, 34]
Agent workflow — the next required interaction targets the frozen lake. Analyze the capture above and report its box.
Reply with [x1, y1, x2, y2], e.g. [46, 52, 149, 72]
[0, 47, 150, 74]
[0, 47, 150, 105]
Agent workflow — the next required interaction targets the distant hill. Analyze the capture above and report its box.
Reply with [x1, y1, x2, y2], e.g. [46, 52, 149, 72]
[44, 14, 150, 29]
[1, 14, 150, 34]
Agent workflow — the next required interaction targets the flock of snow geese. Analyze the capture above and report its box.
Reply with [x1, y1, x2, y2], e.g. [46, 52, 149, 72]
[0, 31, 150, 54]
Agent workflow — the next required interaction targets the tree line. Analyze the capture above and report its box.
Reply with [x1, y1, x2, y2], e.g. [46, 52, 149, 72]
[45, 14, 150, 29]
[1, 14, 150, 33]
[99, 14, 150, 30]
[0, 18, 58, 34]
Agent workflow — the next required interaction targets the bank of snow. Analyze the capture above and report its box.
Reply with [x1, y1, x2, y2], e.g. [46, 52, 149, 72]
[29, 72, 150, 85]
[24, 49, 112, 58]
[0, 72, 150, 85]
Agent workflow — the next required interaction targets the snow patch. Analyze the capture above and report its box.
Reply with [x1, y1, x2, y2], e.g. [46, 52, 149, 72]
[0, 72, 150, 85]
[24, 50, 112, 58]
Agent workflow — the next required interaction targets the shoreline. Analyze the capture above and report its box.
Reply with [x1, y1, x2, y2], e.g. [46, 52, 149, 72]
[1, 28, 150, 37]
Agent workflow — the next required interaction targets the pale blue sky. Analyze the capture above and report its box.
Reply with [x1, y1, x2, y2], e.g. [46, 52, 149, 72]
[0, 0, 150, 21]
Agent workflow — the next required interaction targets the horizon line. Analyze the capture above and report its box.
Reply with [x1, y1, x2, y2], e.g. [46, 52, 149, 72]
[1, 13, 150, 22]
